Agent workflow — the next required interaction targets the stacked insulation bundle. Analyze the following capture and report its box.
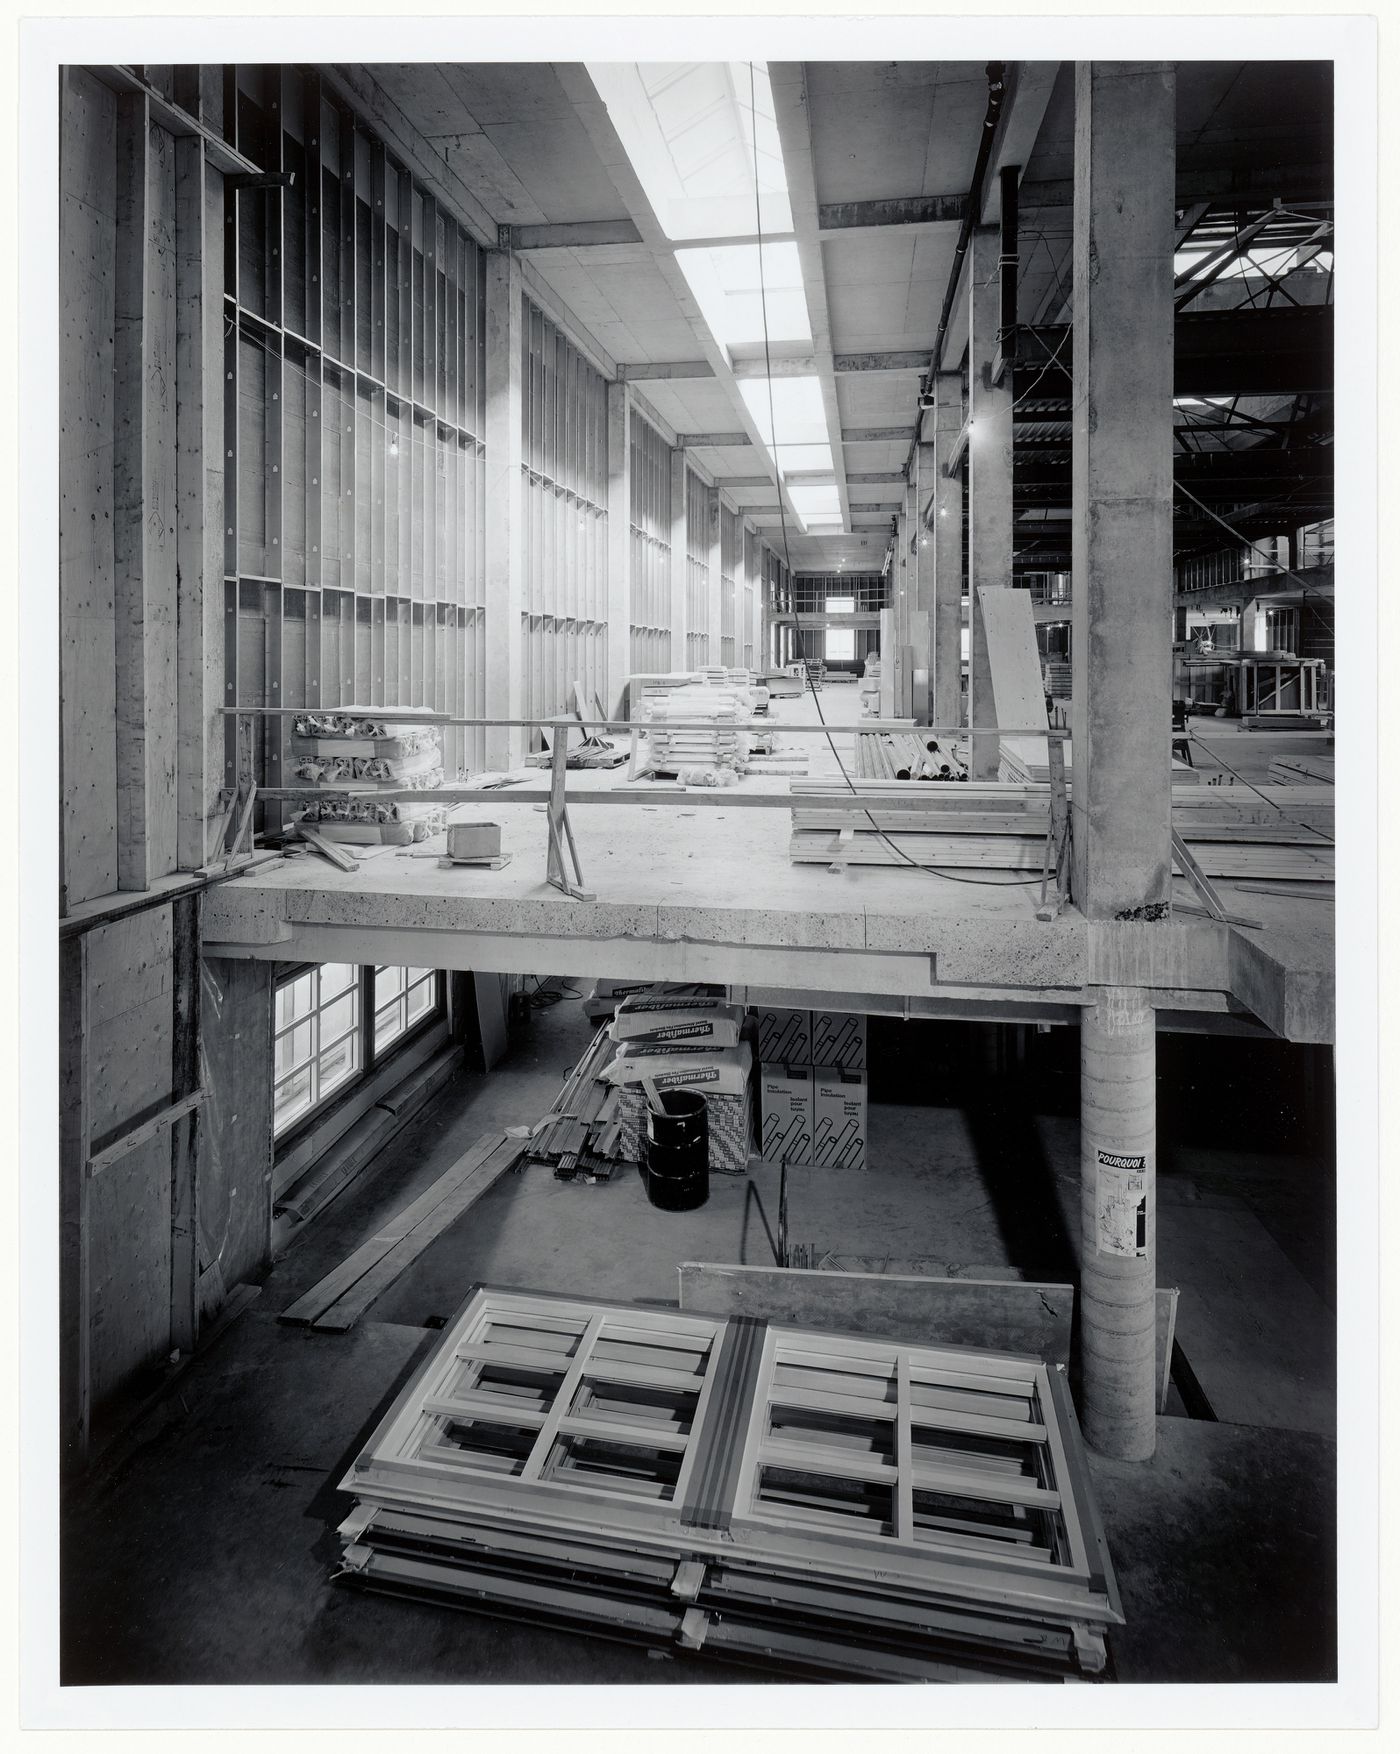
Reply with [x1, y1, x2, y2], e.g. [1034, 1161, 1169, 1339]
[599, 994, 754, 1174]
[290, 710, 448, 845]
[639, 681, 751, 784]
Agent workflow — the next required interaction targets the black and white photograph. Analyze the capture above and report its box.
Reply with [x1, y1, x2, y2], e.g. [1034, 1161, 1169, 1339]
[15, 7, 1383, 1740]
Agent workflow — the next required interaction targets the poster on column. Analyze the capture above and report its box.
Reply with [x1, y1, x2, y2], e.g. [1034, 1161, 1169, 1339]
[1095, 1148, 1151, 1258]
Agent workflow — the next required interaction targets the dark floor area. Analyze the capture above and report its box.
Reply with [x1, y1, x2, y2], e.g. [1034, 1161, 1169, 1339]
[62, 991, 1338, 1687]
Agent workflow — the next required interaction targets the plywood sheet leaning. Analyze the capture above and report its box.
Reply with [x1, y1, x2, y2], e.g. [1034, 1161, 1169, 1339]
[976, 585, 1047, 744]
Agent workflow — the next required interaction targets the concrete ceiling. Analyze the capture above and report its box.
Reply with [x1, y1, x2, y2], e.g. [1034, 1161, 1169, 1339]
[347, 59, 1334, 575]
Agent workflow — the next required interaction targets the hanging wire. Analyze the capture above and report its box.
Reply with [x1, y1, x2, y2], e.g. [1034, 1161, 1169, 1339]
[747, 63, 1043, 889]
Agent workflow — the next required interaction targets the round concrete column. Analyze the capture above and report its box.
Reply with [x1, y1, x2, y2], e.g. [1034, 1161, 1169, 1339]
[1079, 987, 1157, 1460]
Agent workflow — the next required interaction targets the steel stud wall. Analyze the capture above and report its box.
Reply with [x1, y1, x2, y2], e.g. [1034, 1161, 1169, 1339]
[628, 411, 672, 674]
[684, 466, 711, 669]
[521, 298, 608, 726]
[223, 64, 488, 814]
[719, 499, 739, 668]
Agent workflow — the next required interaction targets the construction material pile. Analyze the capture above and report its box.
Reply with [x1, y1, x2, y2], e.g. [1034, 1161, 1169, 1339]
[999, 736, 1199, 788]
[333, 1285, 1125, 1682]
[600, 994, 753, 1174]
[788, 779, 1335, 880]
[855, 728, 966, 782]
[636, 674, 805, 782]
[640, 682, 748, 783]
[290, 710, 447, 844]
[524, 992, 756, 1181]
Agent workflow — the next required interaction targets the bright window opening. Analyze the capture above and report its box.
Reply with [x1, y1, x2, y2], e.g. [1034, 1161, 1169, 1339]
[826, 596, 855, 614]
[375, 965, 438, 1057]
[274, 963, 362, 1136]
[826, 629, 856, 661]
[274, 963, 444, 1140]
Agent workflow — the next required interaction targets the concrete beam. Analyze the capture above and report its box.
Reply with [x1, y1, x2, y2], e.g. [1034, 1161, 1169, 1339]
[842, 426, 916, 443]
[618, 360, 714, 382]
[501, 218, 641, 250]
[1070, 62, 1176, 919]
[677, 431, 752, 448]
[818, 192, 965, 233]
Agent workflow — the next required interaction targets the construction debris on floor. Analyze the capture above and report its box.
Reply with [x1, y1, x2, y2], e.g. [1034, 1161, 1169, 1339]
[332, 1285, 1124, 1682]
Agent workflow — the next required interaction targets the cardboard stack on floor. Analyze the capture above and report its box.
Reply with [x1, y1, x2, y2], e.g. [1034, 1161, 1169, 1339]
[290, 710, 448, 845]
[333, 1283, 1124, 1682]
[757, 1006, 868, 1170]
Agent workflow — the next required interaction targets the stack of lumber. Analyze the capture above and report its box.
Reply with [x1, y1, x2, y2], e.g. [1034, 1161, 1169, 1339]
[855, 729, 966, 782]
[291, 709, 448, 844]
[334, 1287, 1124, 1682]
[788, 780, 1334, 881]
[1267, 752, 1334, 786]
[523, 1026, 627, 1182]
[278, 1133, 524, 1331]
[999, 736, 1199, 788]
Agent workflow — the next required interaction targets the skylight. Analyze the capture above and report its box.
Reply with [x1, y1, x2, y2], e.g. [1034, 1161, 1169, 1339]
[675, 240, 812, 347]
[587, 61, 792, 243]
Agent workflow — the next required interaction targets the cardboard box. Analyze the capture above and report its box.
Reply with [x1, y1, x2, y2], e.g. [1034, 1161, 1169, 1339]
[611, 996, 746, 1047]
[447, 821, 502, 861]
[810, 1009, 867, 1071]
[752, 1007, 811, 1065]
[760, 1063, 814, 1164]
[813, 1068, 867, 1169]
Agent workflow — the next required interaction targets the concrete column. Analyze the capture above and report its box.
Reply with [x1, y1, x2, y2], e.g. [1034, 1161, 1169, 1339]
[1079, 988, 1157, 1460]
[605, 381, 632, 716]
[483, 250, 524, 770]
[1070, 61, 1176, 916]
[967, 224, 1014, 778]
[707, 485, 724, 667]
[744, 524, 761, 669]
[928, 376, 964, 731]
[669, 448, 688, 672]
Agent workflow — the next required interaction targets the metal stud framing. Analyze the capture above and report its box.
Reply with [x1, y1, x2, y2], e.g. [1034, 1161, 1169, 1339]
[520, 298, 609, 726]
[222, 64, 488, 798]
[629, 411, 673, 673]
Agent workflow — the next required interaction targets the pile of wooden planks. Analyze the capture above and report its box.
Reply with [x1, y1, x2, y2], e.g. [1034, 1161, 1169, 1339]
[333, 1286, 1125, 1682]
[279, 1133, 524, 1332]
[788, 780, 1334, 881]
[523, 1026, 627, 1182]
[854, 729, 966, 782]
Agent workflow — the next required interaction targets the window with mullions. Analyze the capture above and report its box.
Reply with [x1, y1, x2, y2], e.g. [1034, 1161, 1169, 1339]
[274, 963, 443, 1139]
[374, 965, 438, 1057]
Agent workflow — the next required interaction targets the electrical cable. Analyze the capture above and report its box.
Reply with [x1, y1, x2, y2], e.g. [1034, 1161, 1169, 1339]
[747, 64, 1043, 891]
[1185, 730, 1335, 846]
